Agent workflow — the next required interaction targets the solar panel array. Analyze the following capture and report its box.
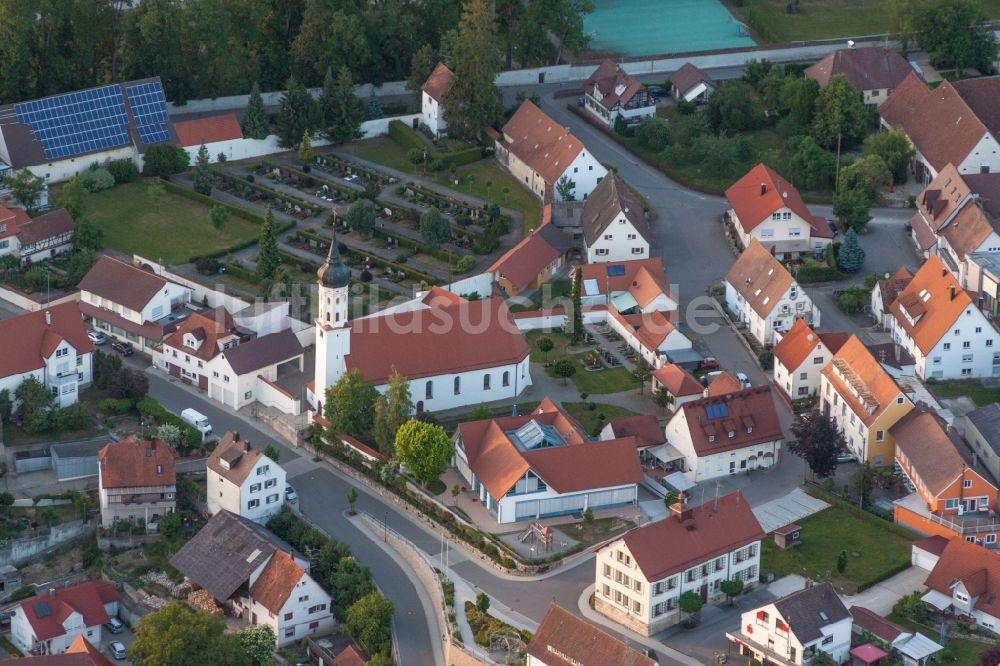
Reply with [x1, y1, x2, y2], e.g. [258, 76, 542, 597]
[706, 403, 729, 420]
[34, 601, 51, 618]
[13, 80, 171, 161]
[606, 265, 626, 277]
[125, 82, 171, 145]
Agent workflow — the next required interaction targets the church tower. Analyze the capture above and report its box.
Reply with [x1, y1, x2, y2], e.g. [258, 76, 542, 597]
[314, 237, 351, 414]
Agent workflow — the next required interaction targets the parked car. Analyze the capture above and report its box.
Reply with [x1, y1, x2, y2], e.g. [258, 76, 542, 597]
[701, 370, 723, 386]
[646, 85, 668, 97]
[736, 371, 751, 388]
[87, 330, 107, 345]
[180, 408, 212, 440]
[698, 357, 720, 371]
[285, 485, 298, 504]
[836, 451, 857, 464]
[109, 641, 127, 660]
[110, 340, 133, 356]
[105, 617, 124, 633]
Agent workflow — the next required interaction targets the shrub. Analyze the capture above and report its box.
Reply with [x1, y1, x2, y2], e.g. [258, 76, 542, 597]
[536, 336, 554, 352]
[407, 148, 424, 164]
[439, 146, 481, 167]
[455, 255, 476, 273]
[428, 158, 444, 172]
[107, 159, 139, 184]
[79, 168, 115, 192]
[99, 398, 133, 415]
[142, 143, 190, 177]
[195, 256, 221, 274]
[388, 119, 424, 152]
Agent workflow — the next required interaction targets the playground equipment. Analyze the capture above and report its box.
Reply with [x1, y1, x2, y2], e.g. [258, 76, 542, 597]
[518, 522, 554, 552]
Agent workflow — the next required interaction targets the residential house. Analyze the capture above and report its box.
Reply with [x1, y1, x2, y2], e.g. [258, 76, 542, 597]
[526, 603, 655, 666]
[650, 363, 703, 411]
[665, 386, 782, 482]
[12, 635, 115, 665]
[880, 74, 1000, 184]
[905, 164, 1000, 286]
[669, 63, 715, 104]
[581, 172, 651, 263]
[0, 77, 174, 184]
[170, 510, 334, 646]
[871, 267, 913, 328]
[579, 258, 675, 313]
[888, 255, 1000, 379]
[727, 583, 852, 665]
[911, 535, 950, 571]
[582, 60, 656, 128]
[849, 606, 943, 666]
[595, 492, 764, 635]
[153, 306, 247, 390]
[725, 164, 833, 260]
[805, 46, 915, 108]
[0, 206, 76, 266]
[494, 100, 607, 202]
[78, 255, 193, 354]
[207, 432, 287, 524]
[311, 241, 532, 416]
[967, 251, 1000, 317]
[600, 414, 665, 449]
[772, 319, 848, 402]
[420, 62, 454, 137]
[725, 240, 821, 346]
[866, 342, 917, 379]
[963, 402, 1000, 488]
[488, 209, 572, 297]
[10, 580, 120, 656]
[205, 329, 304, 413]
[705, 372, 745, 397]
[0, 302, 93, 408]
[453, 397, 643, 524]
[820, 335, 914, 466]
[892, 404, 1000, 546]
[920, 537, 1000, 635]
[97, 436, 176, 529]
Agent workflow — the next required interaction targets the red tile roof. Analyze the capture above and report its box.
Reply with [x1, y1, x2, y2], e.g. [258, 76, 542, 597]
[877, 267, 914, 310]
[670, 63, 713, 96]
[16, 635, 114, 665]
[578, 257, 671, 309]
[805, 47, 914, 92]
[651, 363, 703, 397]
[333, 645, 367, 666]
[0, 205, 31, 241]
[725, 240, 796, 317]
[172, 113, 243, 147]
[78, 255, 171, 313]
[610, 309, 677, 355]
[620, 492, 764, 581]
[457, 397, 642, 500]
[880, 74, 989, 173]
[890, 255, 975, 354]
[346, 297, 529, 385]
[584, 60, 647, 112]
[849, 607, 906, 643]
[725, 164, 829, 238]
[705, 371, 742, 397]
[207, 432, 264, 486]
[526, 603, 655, 666]
[98, 437, 176, 489]
[16, 208, 75, 246]
[924, 538, 1000, 616]
[772, 319, 846, 372]
[249, 550, 304, 614]
[580, 171, 650, 248]
[604, 414, 665, 447]
[161, 306, 236, 362]
[0, 301, 92, 379]
[421, 62, 454, 103]
[822, 335, 906, 426]
[488, 216, 571, 292]
[672, 386, 782, 457]
[20, 580, 119, 641]
[501, 100, 585, 186]
[913, 534, 950, 557]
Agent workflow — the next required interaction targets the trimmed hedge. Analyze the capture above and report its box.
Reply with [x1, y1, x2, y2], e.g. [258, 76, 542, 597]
[795, 266, 844, 283]
[438, 146, 482, 167]
[388, 119, 424, 152]
[222, 261, 262, 285]
[213, 170, 322, 215]
[298, 229, 436, 284]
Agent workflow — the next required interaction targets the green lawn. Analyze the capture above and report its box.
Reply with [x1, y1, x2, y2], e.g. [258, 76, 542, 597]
[509, 278, 573, 312]
[925, 379, 1000, 406]
[730, 0, 1000, 43]
[760, 504, 916, 594]
[342, 136, 413, 172]
[74, 180, 261, 264]
[562, 401, 639, 435]
[526, 330, 641, 395]
[888, 612, 989, 664]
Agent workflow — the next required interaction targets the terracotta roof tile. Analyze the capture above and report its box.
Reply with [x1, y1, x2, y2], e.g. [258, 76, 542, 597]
[951, 76, 1000, 138]
[821, 335, 907, 426]
[877, 267, 914, 309]
[581, 172, 649, 247]
[584, 60, 647, 112]
[725, 240, 795, 317]
[206, 432, 264, 487]
[172, 113, 243, 147]
[333, 645, 367, 666]
[78, 255, 171, 313]
[578, 257, 671, 308]
[488, 216, 571, 292]
[805, 47, 914, 91]
[0, 206, 31, 240]
[889, 255, 975, 354]
[249, 550, 303, 614]
[526, 603, 655, 666]
[603, 414, 665, 447]
[20, 581, 119, 641]
[705, 372, 742, 397]
[849, 607, 906, 643]
[913, 534, 950, 557]
[421, 62, 454, 103]
[924, 538, 1000, 615]
[670, 63, 713, 96]
[651, 363, 703, 397]
[16, 208, 75, 246]
[880, 75, 988, 173]
[501, 100, 585, 186]
[672, 386, 782, 456]
[161, 307, 236, 363]
[772, 320, 847, 372]
[0, 301, 92, 379]
[98, 437, 176, 489]
[726, 164, 826, 237]
[611, 309, 677, 355]
[619, 491, 764, 581]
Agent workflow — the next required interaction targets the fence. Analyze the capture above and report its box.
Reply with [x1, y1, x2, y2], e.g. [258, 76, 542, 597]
[0, 284, 78, 313]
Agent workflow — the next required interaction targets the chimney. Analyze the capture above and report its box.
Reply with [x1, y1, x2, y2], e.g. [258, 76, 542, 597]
[805, 579, 814, 589]
[48, 588, 55, 598]
[950, 286, 957, 301]
[760, 183, 767, 196]
[669, 501, 692, 522]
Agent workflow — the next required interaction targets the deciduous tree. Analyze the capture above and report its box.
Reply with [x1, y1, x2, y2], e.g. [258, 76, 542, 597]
[346, 199, 377, 239]
[129, 603, 248, 666]
[839, 154, 891, 203]
[239, 625, 276, 666]
[811, 75, 867, 149]
[263, 444, 280, 462]
[324, 369, 380, 439]
[344, 592, 394, 658]
[720, 579, 744, 605]
[56, 176, 86, 220]
[394, 419, 453, 485]
[863, 130, 914, 186]
[833, 189, 873, 232]
[373, 370, 413, 456]
[297, 131, 313, 164]
[788, 137, 836, 190]
[916, 0, 997, 73]
[789, 409, 845, 479]
[419, 208, 452, 248]
[6, 170, 46, 213]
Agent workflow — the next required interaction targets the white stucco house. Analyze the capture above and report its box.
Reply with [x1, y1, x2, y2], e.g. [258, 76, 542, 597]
[582, 60, 656, 128]
[10, 580, 120, 656]
[207, 432, 287, 524]
[420, 62, 453, 137]
[494, 100, 607, 202]
[581, 172, 651, 263]
[0, 302, 93, 409]
[725, 240, 820, 346]
[772, 319, 848, 401]
[921, 537, 1000, 636]
[889, 255, 1000, 379]
[727, 583, 852, 665]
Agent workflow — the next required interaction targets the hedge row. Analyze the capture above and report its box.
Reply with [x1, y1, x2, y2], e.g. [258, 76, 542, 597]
[795, 266, 844, 284]
[262, 160, 358, 197]
[222, 261, 262, 285]
[437, 146, 482, 167]
[371, 227, 453, 263]
[135, 396, 203, 452]
[187, 237, 261, 265]
[298, 229, 436, 284]
[388, 119, 424, 152]
[213, 170, 322, 216]
[315, 154, 386, 184]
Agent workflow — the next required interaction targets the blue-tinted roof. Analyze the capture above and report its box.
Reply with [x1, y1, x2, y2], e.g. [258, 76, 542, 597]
[606, 265, 626, 277]
[13, 79, 171, 161]
[706, 403, 729, 420]
[34, 601, 51, 618]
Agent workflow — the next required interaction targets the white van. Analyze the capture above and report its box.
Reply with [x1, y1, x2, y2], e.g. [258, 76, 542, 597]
[180, 408, 212, 439]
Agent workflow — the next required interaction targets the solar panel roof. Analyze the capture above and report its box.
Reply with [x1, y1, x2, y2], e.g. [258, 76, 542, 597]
[706, 403, 729, 420]
[34, 601, 51, 618]
[606, 265, 626, 277]
[125, 81, 171, 145]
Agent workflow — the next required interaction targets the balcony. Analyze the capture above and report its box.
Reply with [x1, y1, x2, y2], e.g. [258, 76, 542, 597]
[895, 492, 1000, 538]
